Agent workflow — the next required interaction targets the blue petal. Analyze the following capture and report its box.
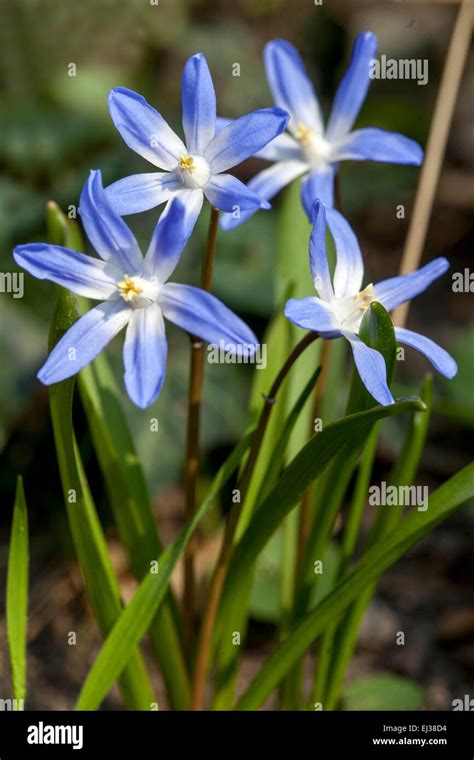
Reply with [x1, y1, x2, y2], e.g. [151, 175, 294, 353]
[204, 174, 268, 213]
[255, 132, 302, 162]
[326, 208, 364, 298]
[217, 117, 301, 161]
[79, 170, 143, 272]
[14, 243, 122, 300]
[144, 196, 193, 282]
[333, 127, 423, 165]
[204, 107, 289, 173]
[309, 201, 334, 302]
[301, 165, 335, 218]
[264, 39, 324, 134]
[220, 160, 307, 230]
[105, 172, 181, 216]
[326, 32, 378, 141]
[108, 87, 186, 170]
[160, 283, 258, 351]
[373, 258, 449, 312]
[182, 53, 216, 154]
[395, 327, 457, 379]
[123, 304, 168, 408]
[284, 296, 338, 334]
[344, 331, 395, 405]
[38, 298, 131, 385]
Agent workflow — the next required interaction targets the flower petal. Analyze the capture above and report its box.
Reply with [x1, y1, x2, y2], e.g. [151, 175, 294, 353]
[395, 327, 457, 379]
[373, 258, 449, 312]
[284, 296, 339, 334]
[79, 170, 143, 272]
[326, 32, 378, 141]
[204, 107, 289, 173]
[204, 173, 268, 213]
[309, 201, 334, 302]
[105, 172, 181, 216]
[14, 243, 122, 300]
[255, 132, 302, 162]
[264, 39, 324, 134]
[123, 304, 168, 408]
[326, 208, 364, 299]
[301, 164, 335, 218]
[160, 283, 258, 350]
[38, 298, 130, 385]
[217, 117, 301, 161]
[220, 160, 307, 230]
[344, 331, 395, 405]
[144, 197, 192, 281]
[182, 53, 216, 154]
[332, 127, 423, 165]
[108, 86, 186, 170]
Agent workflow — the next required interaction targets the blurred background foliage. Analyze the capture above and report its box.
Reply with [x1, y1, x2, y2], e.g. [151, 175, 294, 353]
[0, 0, 472, 708]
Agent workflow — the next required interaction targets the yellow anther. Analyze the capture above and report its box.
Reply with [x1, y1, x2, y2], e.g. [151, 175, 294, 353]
[295, 122, 313, 146]
[355, 283, 376, 310]
[179, 154, 195, 171]
[117, 275, 143, 301]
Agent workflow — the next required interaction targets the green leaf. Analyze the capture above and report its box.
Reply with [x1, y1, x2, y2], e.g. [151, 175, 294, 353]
[48, 285, 155, 710]
[221, 398, 425, 624]
[322, 375, 434, 710]
[6, 477, 29, 707]
[236, 461, 474, 709]
[342, 674, 425, 711]
[75, 430, 254, 711]
[78, 353, 190, 709]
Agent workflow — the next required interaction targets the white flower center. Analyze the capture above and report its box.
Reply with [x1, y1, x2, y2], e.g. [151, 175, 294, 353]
[333, 284, 377, 333]
[116, 274, 160, 309]
[177, 153, 211, 189]
[295, 122, 331, 166]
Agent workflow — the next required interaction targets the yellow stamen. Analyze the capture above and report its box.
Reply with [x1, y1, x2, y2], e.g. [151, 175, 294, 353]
[179, 154, 195, 171]
[295, 122, 313, 146]
[117, 275, 143, 301]
[355, 283, 376, 310]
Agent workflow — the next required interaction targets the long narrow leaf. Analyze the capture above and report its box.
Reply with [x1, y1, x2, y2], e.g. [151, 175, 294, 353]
[6, 477, 29, 707]
[49, 288, 155, 710]
[237, 461, 474, 709]
[79, 354, 189, 709]
[219, 398, 425, 626]
[75, 430, 254, 711]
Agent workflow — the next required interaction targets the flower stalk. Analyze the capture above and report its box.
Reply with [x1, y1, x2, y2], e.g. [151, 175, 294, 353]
[191, 329, 320, 709]
[183, 206, 220, 651]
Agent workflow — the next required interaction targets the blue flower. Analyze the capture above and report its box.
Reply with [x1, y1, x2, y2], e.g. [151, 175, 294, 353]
[285, 202, 457, 406]
[104, 52, 289, 237]
[14, 171, 258, 409]
[221, 34, 423, 230]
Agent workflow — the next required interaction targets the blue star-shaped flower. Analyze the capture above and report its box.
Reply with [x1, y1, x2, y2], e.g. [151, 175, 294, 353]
[221, 34, 423, 230]
[285, 202, 457, 406]
[14, 171, 258, 409]
[104, 52, 289, 236]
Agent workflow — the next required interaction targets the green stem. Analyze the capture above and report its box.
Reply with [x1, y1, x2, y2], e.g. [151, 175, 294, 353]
[183, 206, 219, 654]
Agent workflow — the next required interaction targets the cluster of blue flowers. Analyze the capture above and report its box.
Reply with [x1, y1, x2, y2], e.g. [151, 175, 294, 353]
[14, 34, 456, 409]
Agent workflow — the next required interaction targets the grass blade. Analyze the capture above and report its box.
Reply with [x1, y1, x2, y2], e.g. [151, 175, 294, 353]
[75, 430, 254, 711]
[237, 461, 474, 709]
[6, 477, 29, 707]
